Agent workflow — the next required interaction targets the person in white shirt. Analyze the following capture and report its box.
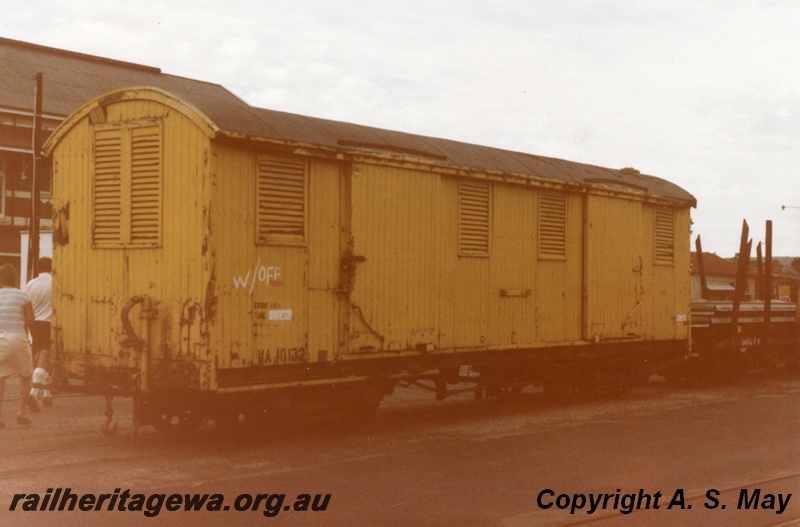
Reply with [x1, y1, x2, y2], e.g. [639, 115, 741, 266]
[0, 263, 35, 427]
[26, 257, 52, 407]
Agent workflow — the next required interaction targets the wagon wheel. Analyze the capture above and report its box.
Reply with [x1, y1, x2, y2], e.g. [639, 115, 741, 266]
[498, 385, 523, 398]
[542, 380, 569, 401]
[214, 410, 249, 434]
[152, 410, 202, 435]
[342, 386, 383, 419]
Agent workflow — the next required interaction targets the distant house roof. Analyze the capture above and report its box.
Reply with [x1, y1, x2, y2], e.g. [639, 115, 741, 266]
[691, 251, 748, 277]
[10, 38, 696, 206]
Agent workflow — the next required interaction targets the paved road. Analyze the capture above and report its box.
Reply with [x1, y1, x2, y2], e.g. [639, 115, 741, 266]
[1, 374, 799, 526]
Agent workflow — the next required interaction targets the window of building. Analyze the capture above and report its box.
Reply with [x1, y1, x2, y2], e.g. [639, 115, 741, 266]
[0, 157, 6, 217]
[92, 121, 162, 247]
[38, 163, 52, 195]
[256, 155, 307, 245]
[538, 191, 567, 260]
[654, 208, 675, 266]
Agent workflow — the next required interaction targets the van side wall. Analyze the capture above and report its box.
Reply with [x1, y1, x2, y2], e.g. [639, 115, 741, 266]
[52, 99, 690, 395]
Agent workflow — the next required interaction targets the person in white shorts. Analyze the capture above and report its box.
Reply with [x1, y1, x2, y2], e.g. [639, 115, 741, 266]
[0, 263, 35, 427]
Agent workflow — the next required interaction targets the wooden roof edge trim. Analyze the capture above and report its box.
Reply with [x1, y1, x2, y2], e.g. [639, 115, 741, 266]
[43, 86, 219, 155]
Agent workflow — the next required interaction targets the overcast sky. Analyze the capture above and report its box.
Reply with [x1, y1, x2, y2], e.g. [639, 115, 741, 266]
[4, 0, 799, 256]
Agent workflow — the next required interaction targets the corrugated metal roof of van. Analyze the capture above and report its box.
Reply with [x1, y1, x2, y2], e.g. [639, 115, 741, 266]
[222, 104, 697, 206]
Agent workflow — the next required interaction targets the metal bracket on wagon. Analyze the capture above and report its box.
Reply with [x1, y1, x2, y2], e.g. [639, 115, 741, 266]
[121, 295, 146, 350]
[102, 391, 118, 436]
[335, 248, 367, 294]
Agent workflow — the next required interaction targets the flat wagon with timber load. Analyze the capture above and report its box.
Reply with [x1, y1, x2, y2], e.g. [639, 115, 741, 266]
[690, 221, 800, 379]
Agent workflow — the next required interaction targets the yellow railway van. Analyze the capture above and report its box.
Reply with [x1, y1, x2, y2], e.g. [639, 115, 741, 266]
[44, 86, 695, 431]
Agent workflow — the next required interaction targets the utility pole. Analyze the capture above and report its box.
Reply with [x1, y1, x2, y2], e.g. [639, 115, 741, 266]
[28, 72, 43, 282]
